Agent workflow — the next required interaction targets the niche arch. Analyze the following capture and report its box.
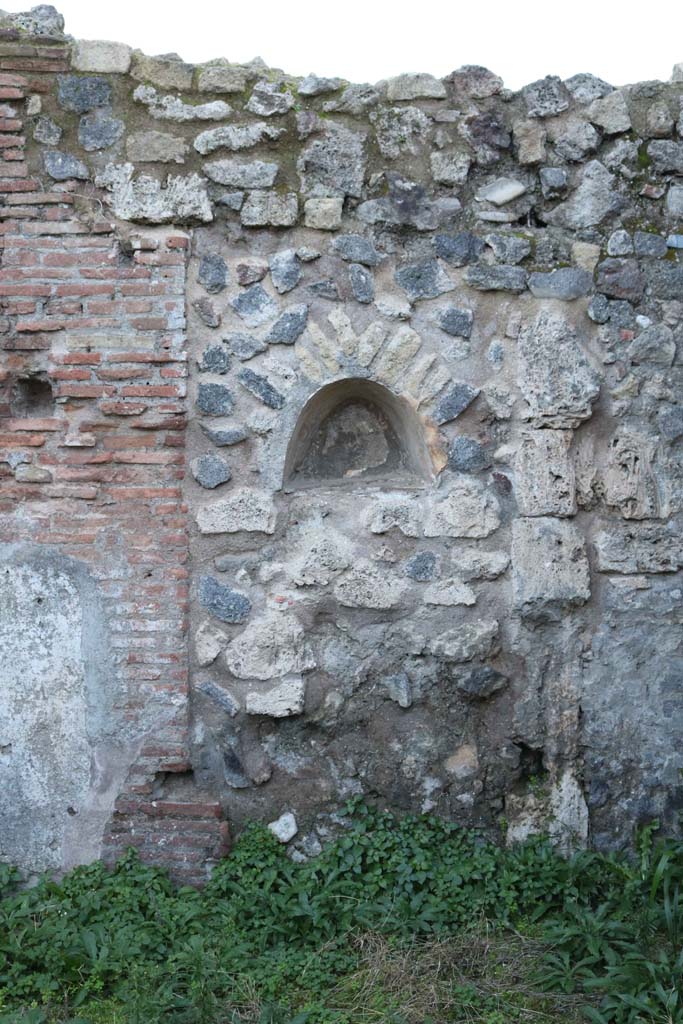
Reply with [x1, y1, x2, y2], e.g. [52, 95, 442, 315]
[283, 378, 435, 491]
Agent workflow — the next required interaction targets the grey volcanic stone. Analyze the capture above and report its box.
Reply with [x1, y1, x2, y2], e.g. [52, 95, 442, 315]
[33, 115, 62, 145]
[199, 253, 228, 294]
[464, 264, 527, 293]
[238, 368, 285, 409]
[633, 231, 668, 258]
[523, 76, 570, 117]
[539, 166, 568, 197]
[565, 73, 613, 103]
[528, 268, 593, 300]
[269, 250, 301, 294]
[57, 75, 112, 113]
[200, 424, 249, 446]
[658, 405, 683, 441]
[78, 111, 123, 151]
[298, 74, 343, 96]
[231, 284, 278, 326]
[236, 262, 268, 286]
[646, 141, 683, 173]
[628, 324, 676, 366]
[241, 191, 298, 227]
[485, 233, 531, 264]
[197, 345, 230, 374]
[404, 551, 438, 581]
[266, 304, 308, 344]
[229, 333, 268, 360]
[297, 123, 366, 198]
[437, 306, 474, 338]
[456, 666, 508, 699]
[126, 130, 188, 164]
[434, 232, 484, 266]
[196, 383, 234, 416]
[595, 259, 644, 302]
[645, 263, 683, 299]
[331, 233, 380, 266]
[43, 150, 89, 180]
[308, 279, 340, 300]
[203, 159, 278, 188]
[433, 383, 479, 424]
[448, 437, 490, 472]
[546, 160, 624, 229]
[246, 80, 295, 116]
[199, 576, 251, 624]
[191, 454, 232, 489]
[349, 264, 374, 303]
[383, 672, 413, 708]
[193, 298, 220, 328]
[395, 259, 453, 301]
[607, 229, 633, 256]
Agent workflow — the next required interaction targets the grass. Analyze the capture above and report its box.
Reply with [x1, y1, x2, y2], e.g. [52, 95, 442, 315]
[0, 803, 681, 1024]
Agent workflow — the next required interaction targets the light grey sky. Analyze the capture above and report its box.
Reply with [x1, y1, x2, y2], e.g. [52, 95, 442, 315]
[7, 0, 683, 90]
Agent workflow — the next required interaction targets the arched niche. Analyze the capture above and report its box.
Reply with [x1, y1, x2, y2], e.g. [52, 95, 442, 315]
[283, 378, 435, 491]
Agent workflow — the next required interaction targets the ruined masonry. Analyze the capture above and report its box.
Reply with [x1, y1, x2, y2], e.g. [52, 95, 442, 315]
[1, 5, 682, 885]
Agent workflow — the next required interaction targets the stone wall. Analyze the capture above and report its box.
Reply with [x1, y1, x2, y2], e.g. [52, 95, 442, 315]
[1, 5, 682, 881]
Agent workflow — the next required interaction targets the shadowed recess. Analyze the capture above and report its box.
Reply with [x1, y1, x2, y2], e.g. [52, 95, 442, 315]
[283, 378, 434, 489]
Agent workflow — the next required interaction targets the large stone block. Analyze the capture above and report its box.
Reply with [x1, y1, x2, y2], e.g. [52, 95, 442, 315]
[512, 518, 590, 619]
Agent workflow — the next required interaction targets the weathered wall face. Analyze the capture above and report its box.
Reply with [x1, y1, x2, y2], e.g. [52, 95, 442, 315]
[1, 5, 682, 878]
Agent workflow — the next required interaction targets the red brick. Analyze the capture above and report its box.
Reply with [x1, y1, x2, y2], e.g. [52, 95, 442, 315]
[121, 385, 181, 398]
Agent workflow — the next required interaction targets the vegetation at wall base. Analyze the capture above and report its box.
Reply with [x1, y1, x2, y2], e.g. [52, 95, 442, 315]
[0, 804, 681, 1024]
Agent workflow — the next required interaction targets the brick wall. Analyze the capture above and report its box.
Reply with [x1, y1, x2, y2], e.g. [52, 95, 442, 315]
[0, 48, 228, 886]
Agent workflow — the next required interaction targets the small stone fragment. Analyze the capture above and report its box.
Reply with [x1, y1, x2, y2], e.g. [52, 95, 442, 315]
[269, 250, 301, 294]
[231, 284, 278, 327]
[246, 80, 295, 116]
[191, 453, 232, 489]
[195, 340, 228, 372]
[298, 74, 343, 96]
[229, 333, 268, 360]
[57, 74, 111, 113]
[404, 551, 438, 581]
[241, 191, 298, 227]
[238, 368, 285, 409]
[198, 253, 228, 294]
[447, 436, 490, 473]
[78, 110, 123, 151]
[595, 259, 644, 302]
[192, 298, 220, 328]
[434, 232, 484, 266]
[528, 268, 592, 300]
[433, 383, 479, 424]
[523, 76, 570, 118]
[200, 425, 249, 447]
[349, 264, 374, 304]
[456, 667, 508, 700]
[464, 264, 527, 293]
[199, 575, 251, 624]
[72, 39, 132, 73]
[476, 177, 527, 206]
[33, 115, 62, 145]
[395, 259, 453, 301]
[196, 383, 234, 416]
[267, 812, 299, 840]
[485, 233, 531, 264]
[203, 159, 278, 188]
[331, 233, 381, 266]
[633, 231, 668, 258]
[588, 90, 631, 133]
[383, 672, 413, 708]
[386, 72, 446, 100]
[303, 197, 343, 230]
[196, 489, 276, 534]
[43, 150, 89, 180]
[308, 279, 340, 300]
[437, 306, 473, 338]
[126, 130, 188, 163]
[266, 304, 309, 344]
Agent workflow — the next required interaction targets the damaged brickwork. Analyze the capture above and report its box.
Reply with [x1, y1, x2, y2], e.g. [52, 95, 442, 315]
[0, 5, 682, 883]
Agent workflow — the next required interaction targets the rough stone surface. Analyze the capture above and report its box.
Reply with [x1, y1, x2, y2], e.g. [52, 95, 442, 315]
[198, 576, 251, 624]
[517, 311, 600, 427]
[3, 23, 683, 880]
[512, 518, 590, 620]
